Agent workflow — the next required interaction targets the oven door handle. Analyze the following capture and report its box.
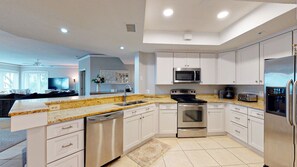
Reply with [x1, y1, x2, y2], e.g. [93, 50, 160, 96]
[178, 104, 203, 107]
[194, 71, 197, 81]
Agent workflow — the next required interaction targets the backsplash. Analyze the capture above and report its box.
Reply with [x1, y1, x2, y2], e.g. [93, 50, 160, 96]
[235, 85, 264, 97]
[155, 85, 225, 95]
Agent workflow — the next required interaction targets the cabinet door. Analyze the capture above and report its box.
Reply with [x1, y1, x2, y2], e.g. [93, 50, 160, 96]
[236, 44, 260, 85]
[248, 116, 264, 152]
[225, 104, 231, 133]
[187, 53, 200, 68]
[173, 53, 187, 68]
[47, 151, 84, 167]
[141, 111, 155, 141]
[156, 52, 174, 85]
[124, 115, 141, 151]
[159, 110, 177, 134]
[207, 109, 225, 133]
[261, 32, 292, 59]
[218, 51, 236, 84]
[200, 54, 217, 84]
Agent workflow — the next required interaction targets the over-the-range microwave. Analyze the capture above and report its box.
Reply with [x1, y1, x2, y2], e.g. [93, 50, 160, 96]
[173, 68, 201, 83]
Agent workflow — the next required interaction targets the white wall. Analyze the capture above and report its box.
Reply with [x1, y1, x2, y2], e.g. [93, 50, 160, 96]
[20, 66, 78, 90]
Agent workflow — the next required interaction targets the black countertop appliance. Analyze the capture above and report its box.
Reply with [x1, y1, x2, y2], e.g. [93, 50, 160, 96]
[224, 87, 235, 99]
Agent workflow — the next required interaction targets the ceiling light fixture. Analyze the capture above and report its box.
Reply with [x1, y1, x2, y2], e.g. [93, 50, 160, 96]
[60, 28, 68, 34]
[163, 8, 174, 17]
[217, 11, 229, 19]
[120, 46, 125, 50]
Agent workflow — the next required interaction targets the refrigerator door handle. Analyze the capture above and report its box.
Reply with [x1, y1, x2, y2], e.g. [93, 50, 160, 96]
[286, 79, 293, 126]
[293, 80, 297, 126]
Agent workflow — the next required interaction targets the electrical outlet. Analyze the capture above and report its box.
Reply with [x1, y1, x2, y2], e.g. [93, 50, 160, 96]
[49, 104, 60, 111]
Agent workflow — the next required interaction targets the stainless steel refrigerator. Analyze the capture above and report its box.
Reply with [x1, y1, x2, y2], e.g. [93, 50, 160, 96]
[264, 56, 296, 167]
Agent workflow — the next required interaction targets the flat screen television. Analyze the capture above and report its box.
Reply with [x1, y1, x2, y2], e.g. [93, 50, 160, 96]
[48, 77, 70, 90]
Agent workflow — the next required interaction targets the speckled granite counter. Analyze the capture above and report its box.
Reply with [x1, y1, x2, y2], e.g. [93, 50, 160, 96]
[9, 93, 264, 125]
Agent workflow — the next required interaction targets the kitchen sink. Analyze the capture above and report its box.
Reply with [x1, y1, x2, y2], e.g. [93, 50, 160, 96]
[115, 100, 147, 106]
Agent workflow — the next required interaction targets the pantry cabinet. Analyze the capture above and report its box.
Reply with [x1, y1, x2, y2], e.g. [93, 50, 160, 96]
[217, 51, 236, 84]
[236, 44, 260, 85]
[156, 52, 174, 85]
[200, 54, 217, 84]
[173, 52, 200, 68]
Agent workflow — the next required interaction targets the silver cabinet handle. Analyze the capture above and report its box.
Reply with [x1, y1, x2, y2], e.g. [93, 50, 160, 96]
[286, 79, 293, 125]
[293, 81, 297, 126]
[235, 117, 240, 120]
[62, 143, 73, 148]
[62, 125, 73, 130]
[235, 130, 240, 134]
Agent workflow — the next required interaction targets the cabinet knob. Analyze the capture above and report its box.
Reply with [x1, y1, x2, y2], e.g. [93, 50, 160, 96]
[255, 80, 258, 83]
[233, 81, 235, 83]
[259, 80, 262, 83]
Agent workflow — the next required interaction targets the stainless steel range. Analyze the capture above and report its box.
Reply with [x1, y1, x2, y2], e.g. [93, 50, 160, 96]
[171, 89, 207, 137]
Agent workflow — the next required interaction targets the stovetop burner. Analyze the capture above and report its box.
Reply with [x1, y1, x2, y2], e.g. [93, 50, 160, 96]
[170, 89, 207, 104]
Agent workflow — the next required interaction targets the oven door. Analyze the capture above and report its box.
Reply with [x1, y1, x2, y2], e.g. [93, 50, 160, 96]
[178, 103, 206, 128]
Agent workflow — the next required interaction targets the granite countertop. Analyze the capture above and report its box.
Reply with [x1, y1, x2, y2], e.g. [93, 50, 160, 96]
[9, 93, 264, 125]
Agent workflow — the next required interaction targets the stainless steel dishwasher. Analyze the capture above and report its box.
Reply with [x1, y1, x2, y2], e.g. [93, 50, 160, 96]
[86, 110, 123, 167]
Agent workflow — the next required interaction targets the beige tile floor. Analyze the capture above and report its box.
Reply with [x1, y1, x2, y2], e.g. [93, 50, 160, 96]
[107, 136, 264, 167]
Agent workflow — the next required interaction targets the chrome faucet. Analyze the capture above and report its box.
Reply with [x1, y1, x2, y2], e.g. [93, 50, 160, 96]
[123, 84, 132, 104]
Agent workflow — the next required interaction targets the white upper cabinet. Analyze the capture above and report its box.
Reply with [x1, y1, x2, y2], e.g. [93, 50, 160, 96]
[236, 44, 260, 85]
[260, 32, 293, 59]
[156, 52, 173, 85]
[294, 30, 297, 49]
[173, 53, 200, 68]
[217, 51, 236, 84]
[200, 54, 217, 84]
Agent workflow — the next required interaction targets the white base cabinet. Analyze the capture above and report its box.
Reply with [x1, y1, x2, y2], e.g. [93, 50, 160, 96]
[207, 103, 225, 134]
[248, 108, 264, 152]
[159, 104, 177, 135]
[123, 105, 156, 152]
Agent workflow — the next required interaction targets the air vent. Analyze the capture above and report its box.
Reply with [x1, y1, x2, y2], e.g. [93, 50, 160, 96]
[126, 24, 136, 32]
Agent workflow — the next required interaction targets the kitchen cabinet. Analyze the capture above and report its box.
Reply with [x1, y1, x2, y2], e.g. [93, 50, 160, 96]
[229, 104, 248, 143]
[236, 44, 260, 85]
[225, 104, 231, 134]
[248, 108, 264, 152]
[294, 30, 297, 44]
[217, 51, 236, 84]
[123, 105, 156, 151]
[200, 54, 217, 84]
[173, 52, 200, 68]
[156, 52, 174, 85]
[260, 32, 292, 59]
[159, 104, 177, 135]
[124, 115, 142, 151]
[207, 103, 225, 134]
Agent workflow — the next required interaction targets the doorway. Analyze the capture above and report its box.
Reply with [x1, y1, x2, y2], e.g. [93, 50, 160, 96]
[79, 70, 86, 96]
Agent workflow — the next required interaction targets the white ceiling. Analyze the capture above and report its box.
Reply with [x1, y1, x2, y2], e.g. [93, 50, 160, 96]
[0, 0, 296, 66]
[145, 0, 262, 32]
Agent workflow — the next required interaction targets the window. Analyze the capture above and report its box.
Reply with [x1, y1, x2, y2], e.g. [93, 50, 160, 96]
[22, 71, 48, 93]
[0, 69, 19, 93]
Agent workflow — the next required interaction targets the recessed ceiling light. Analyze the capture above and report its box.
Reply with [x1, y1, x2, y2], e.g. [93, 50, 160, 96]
[217, 11, 229, 19]
[120, 46, 124, 50]
[60, 28, 68, 33]
[163, 8, 174, 17]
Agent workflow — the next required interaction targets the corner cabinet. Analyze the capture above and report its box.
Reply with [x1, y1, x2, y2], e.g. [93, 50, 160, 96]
[236, 44, 260, 85]
[156, 52, 174, 85]
[173, 52, 200, 68]
[217, 51, 236, 84]
[200, 54, 217, 84]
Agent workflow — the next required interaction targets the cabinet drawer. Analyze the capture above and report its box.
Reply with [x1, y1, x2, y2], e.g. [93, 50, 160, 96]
[231, 122, 247, 143]
[231, 111, 247, 127]
[248, 108, 264, 120]
[47, 119, 84, 139]
[230, 105, 248, 115]
[124, 104, 156, 118]
[47, 151, 84, 167]
[159, 104, 177, 110]
[47, 131, 84, 164]
[207, 103, 225, 109]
